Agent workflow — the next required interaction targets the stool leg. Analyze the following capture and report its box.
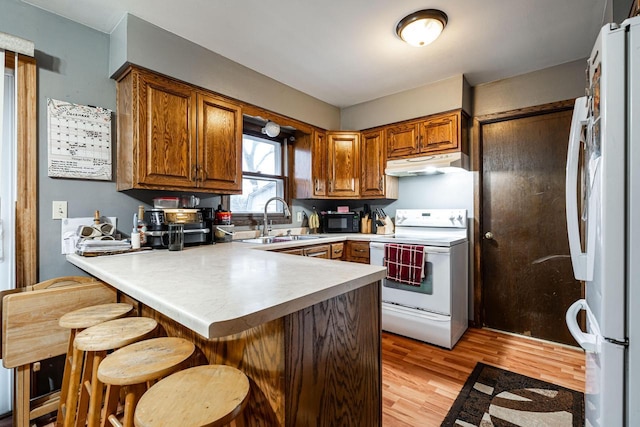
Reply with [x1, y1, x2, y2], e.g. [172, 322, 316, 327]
[122, 383, 145, 427]
[64, 346, 84, 427]
[87, 351, 106, 427]
[75, 349, 95, 427]
[101, 383, 121, 427]
[57, 329, 77, 427]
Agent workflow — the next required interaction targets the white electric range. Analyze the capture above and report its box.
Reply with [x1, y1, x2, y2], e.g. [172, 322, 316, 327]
[369, 209, 469, 349]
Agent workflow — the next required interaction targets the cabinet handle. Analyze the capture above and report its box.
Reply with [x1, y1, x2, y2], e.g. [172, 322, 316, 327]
[307, 251, 326, 257]
[315, 179, 320, 192]
[193, 165, 198, 181]
[355, 248, 366, 253]
[198, 166, 206, 182]
[329, 180, 334, 192]
[379, 177, 383, 190]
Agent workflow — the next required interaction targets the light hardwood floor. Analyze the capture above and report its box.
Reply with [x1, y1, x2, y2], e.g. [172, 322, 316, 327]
[1, 327, 585, 427]
[382, 327, 586, 426]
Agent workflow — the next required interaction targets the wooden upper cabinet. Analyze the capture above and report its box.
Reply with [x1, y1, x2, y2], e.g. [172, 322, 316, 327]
[327, 132, 360, 198]
[197, 94, 242, 192]
[386, 110, 467, 160]
[312, 130, 327, 197]
[419, 112, 458, 153]
[386, 122, 420, 159]
[134, 70, 196, 188]
[116, 66, 242, 193]
[360, 129, 385, 198]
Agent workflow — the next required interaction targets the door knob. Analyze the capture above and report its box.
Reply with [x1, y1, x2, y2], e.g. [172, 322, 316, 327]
[484, 231, 494, 240]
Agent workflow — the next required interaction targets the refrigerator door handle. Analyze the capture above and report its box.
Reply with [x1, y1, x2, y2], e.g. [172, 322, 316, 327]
[565, 97, 593, 281]
[565, 299, 597, 352]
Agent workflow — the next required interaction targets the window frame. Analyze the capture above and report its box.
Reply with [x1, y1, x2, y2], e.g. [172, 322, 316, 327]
[224, 120, 292, 227]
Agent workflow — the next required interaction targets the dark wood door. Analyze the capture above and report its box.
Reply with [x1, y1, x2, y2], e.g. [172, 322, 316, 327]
[327, 132, 359, 197]
[360, 129, 385, 198]
[481, 108, 582, 345]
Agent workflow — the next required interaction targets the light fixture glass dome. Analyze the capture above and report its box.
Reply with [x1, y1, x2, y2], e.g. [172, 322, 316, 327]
[262, 121, 281, 138]
[396, 9, 448, 47]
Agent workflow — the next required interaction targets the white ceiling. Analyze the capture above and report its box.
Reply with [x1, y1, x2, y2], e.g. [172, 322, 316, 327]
[22, 0, 607, 108]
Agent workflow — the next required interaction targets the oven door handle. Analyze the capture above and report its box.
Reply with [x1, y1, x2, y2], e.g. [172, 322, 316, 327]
[370, 242, 450, 254]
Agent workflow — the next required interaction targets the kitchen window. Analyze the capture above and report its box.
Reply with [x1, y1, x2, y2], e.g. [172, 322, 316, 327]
[228, 119, 291, 225]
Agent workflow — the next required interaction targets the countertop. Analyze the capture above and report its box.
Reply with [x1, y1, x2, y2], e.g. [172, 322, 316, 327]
[66, 235, 386, 339]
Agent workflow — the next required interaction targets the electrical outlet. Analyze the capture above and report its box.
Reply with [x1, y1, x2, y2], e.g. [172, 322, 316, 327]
[52, 201, 67, 219]
[296, 211, 302, 222]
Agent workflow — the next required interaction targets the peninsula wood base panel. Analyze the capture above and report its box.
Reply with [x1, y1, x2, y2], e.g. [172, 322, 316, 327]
[137, 281, 382, 427]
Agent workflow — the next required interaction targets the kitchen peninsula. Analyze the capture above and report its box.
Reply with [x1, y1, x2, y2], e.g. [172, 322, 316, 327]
[67, 243, 386, 426]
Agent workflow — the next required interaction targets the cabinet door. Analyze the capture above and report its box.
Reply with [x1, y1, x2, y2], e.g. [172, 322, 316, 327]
[327, 132, 359, 197]
[312, 130, 327, 197]
[137, 72, 196, 187]
[345, 241, 370, 263]
[419, 113, 459, 153]
[330, 242, 344, 260]
[360, 129, 385, 198]
[304, 244, 331, 259]
[197, 94, 242, 192]
[386, 122, 419, 159]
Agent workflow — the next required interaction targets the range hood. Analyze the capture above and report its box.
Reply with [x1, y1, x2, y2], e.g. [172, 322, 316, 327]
[385, 152, 469, 176]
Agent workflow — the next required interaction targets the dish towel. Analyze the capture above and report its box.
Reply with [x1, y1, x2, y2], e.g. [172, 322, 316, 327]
[384, 244, 425, 286]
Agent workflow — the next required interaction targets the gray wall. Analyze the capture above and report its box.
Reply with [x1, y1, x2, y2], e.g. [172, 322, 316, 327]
[340, 74, 469, 130]
[110, 15, 341, 130]
[1, 0, 189, 280]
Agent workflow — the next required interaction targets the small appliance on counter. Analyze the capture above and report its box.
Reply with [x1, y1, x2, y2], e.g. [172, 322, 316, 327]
[144, 207, 212, 248]
[320, 211, 360, 233]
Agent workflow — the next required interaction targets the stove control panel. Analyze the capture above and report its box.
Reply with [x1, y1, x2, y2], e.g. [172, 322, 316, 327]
[395, 209, 467, 228]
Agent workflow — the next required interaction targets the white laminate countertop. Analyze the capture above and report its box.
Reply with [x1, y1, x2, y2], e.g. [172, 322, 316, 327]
[66, 238, 385, 340]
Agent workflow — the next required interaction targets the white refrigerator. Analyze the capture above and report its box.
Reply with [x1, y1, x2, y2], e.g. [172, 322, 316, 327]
[565, 16, 640, 427]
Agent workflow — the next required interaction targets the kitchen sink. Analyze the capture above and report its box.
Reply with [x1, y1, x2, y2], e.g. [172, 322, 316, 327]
[238, 235, 322, 244]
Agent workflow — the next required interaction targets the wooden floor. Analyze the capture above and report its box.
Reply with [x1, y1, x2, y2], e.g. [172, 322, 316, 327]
[1, 327, 585, 427]
[381, 327, 586, 426]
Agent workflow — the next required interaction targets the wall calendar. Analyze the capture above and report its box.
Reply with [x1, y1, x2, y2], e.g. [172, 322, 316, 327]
[47, 98, 112, 180]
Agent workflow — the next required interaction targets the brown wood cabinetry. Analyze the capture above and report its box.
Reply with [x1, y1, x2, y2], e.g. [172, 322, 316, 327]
[196, 94, 243, 191]
[386, 110, 467, 160]
[304, 244, 331, 259]
[419, 112, 459, 154]
[327, 131, 360, 198]
[116, 66, 242, 193]
[274, 243, 331, 259]
[345, 241, 370, 264]
[386, 122, 420, 159]
[311, 130, 327, 197]
[330, 242, 344, 260]
[360, 129, 398, 199]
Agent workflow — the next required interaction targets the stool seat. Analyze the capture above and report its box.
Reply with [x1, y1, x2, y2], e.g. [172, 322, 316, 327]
[56, 302, 133, 427]
[134, 365, 250, 427]
[98, 337, 195, 385]
[74, 317, 158, 352]
[59, 302, 133, 329]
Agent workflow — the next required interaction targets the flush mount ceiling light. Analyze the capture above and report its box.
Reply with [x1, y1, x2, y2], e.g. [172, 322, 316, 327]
[396, 9, 448, 47]
[262, 121, 281, 138]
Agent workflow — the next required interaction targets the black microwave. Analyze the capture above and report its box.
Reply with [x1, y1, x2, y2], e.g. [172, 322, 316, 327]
[320, 212, 360, 233]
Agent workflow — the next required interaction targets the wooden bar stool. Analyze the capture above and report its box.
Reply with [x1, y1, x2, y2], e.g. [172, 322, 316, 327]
[57, 303, 134, 427]
[97, 337, 196, 427]
[134, 365, 250, 427]
[65, 317, 158, 427]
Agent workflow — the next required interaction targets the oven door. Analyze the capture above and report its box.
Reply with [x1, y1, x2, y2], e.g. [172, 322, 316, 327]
[370, 242, 451, 315]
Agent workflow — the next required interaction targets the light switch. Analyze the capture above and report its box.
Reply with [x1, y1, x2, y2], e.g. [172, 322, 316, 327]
[297, 211, 303, 222]
[52, 201, 67, 219]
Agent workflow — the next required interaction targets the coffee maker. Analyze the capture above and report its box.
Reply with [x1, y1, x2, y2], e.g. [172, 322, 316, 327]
[144, 208, 212, 248]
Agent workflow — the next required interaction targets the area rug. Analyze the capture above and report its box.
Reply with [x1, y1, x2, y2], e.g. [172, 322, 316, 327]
[441, 362, 584, 427]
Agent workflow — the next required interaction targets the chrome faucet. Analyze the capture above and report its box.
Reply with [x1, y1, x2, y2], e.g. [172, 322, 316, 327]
[262, 197, 291, 237]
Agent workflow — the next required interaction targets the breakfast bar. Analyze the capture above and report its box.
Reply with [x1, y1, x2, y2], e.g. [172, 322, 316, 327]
[67, 244, 386, 426]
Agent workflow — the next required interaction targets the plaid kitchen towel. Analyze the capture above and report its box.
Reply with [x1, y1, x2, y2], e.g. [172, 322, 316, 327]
[384, 244, 425, 286]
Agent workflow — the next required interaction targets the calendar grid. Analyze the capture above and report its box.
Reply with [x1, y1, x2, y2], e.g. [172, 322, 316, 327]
[47, 98, 112, 180]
